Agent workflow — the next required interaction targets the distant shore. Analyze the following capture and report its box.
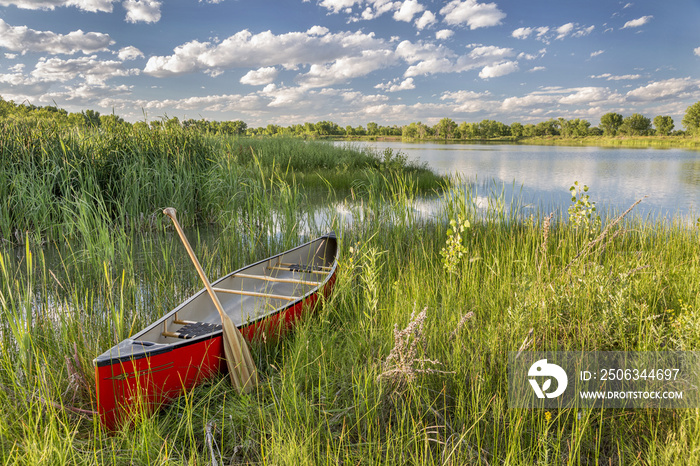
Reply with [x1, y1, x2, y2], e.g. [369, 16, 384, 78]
[327, 134, 700, 149]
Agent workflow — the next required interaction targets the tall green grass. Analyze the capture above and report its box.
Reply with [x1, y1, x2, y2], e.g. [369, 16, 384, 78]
[1, 120, 699, 464]
[0, 122, 442, 245]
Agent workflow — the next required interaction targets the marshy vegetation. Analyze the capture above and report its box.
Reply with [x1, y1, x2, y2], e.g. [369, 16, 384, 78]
[0, 118, 699, 464]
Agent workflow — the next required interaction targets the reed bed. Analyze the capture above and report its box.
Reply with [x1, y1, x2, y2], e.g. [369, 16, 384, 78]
[1, 121, 699, 464]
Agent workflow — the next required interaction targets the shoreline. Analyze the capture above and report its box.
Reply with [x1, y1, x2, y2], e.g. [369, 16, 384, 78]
[326, 135, 700, 149]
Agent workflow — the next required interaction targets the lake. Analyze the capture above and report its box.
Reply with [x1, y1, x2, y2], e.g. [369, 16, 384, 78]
[338, 141, 700, 223]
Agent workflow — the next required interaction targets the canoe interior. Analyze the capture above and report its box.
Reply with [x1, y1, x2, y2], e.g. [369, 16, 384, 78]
[93, 233, 338, 428]
[94, 233, 338, 366]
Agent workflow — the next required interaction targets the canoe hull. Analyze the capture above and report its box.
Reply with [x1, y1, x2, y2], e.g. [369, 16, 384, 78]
[94, 234, 337, 429]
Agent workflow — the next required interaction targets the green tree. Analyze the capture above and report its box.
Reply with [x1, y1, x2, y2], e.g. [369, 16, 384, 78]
[510, 122, 524, 138]
[534, 119, 560, 136]
[682, 102, 700, 135]
[366, 122, 379, 136]
[82, 109, 101, 127]
[653, 115, 674, 136]
[619, 113, 652, 136]
[436, 117, 457, 140]
[600, 112, 623, 136]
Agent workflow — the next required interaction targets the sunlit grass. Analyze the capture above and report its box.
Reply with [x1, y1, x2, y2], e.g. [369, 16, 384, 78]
[1, 120, 699, 464]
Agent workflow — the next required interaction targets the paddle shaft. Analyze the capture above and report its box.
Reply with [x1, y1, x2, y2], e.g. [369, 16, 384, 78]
[163, 208, 257, 391]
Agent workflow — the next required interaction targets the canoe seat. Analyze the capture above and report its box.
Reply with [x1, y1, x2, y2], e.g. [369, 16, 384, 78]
[163, 321, 222, 339]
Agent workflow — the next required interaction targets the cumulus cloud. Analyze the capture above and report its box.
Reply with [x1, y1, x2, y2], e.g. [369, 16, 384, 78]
[0, 0, 116, 12]
[512, 23, 590, 42]
[32, 56, 140, 85]
[440, 89, 495, 112]
[0, 19, 114, 54]
[479, 60, 518, 79]
[240, 67, 279, 85]
[375, 77, 415, 92]
[124, 0, 162, 23]
[622, 16, 653, 28]
[512, 27, 532, 39]
[393, 0, 424, 22]
[694, 47, 700, 57]
[318, 0, 359, 14]
[435, 29, 454, 40]
[118, 46, 144, 61]
[625, 77, 697, 101]
[558, 87, 621, 105]
[440, 0, 505, 29]
[144, 28, 389, 78]
[399, 41, 516, 77]
[297, 49, 396, 88]
[415, 11, 437, 30]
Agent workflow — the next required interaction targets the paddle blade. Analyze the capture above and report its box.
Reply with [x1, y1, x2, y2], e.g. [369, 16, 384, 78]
[221, 317, 257, 393]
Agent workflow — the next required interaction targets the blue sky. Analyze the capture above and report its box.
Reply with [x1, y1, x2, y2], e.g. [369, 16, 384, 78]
[1, 0, 699, 127]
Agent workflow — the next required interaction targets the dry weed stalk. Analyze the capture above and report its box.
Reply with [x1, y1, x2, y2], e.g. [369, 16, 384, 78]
[449, 311, 475, 341]
[379, 306, 452, 387]
[561, 196, 646, 276]
[538, 213, 554, 275]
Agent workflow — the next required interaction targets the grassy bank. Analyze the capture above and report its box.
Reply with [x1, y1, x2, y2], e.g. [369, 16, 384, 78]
[0, 162, 699, 464]
[0, 121, 441, 245]
[378, 135, 700, 149]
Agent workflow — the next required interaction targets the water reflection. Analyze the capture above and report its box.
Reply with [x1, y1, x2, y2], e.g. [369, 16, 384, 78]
[339, 141, 700, 220]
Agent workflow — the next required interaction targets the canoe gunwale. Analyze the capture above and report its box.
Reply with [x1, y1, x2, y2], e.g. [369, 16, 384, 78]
[93, 233, 338, 368]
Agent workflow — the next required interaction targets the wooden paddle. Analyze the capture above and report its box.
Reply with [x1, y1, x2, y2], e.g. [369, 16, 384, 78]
[163, 207, 258, 393]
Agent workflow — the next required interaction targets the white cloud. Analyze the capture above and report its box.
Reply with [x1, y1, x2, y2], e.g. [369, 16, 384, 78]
[529, 66, 546, 72]
[297, 49, 396, 88]
[558, 87, 621, 105]
[399, 41, 516, 77]
[441, 89, 495, 112]
[435, 29, 454, 40]
[0, 0, 116, 12]
[393, 0, 423, 22]
[32, 56, 139, 85]
[240, 66, 279, 86]
[479, 60, 518, 79]
[572, 25, 595, 37]
[590, 50, 604, 58]
[0, 19, 114, 54]
[124, 0, 162, 23]
[144, 28, 389, 79]
[375, 77, 415, 92]
[694, 47, 700, 57]
[622, 16, 653, 28]
[626, 77, 698, 101]
[440, 0, 505, 29]
[501, 93, 557, 112]
[318, 0, 360, 14]
[512, 27, 532, 39]
[512, 23, 590, 42]
[555, 23, 575, 39]
[590, 73, 641, 81]
[118, 46, 144, 61]
[415, 11, 437, 30]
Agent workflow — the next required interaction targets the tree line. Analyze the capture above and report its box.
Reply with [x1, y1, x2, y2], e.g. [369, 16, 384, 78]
[2, 95, 700, 139]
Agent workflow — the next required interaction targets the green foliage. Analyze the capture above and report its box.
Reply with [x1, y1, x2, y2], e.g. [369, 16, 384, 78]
[440, 216, 470, 274]
[600, 112, 624, 136]
[620, 113, 653, 136]
[653, 115, 674, 136]
[682, 101, 700, 135]
[567, 181, 601, 232]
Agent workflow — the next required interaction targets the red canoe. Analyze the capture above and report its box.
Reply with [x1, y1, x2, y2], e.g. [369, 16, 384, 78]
[94, 233, 339, 429]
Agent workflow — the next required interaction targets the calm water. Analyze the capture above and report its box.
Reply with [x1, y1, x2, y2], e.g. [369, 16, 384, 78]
[342, 141, 700, 221]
